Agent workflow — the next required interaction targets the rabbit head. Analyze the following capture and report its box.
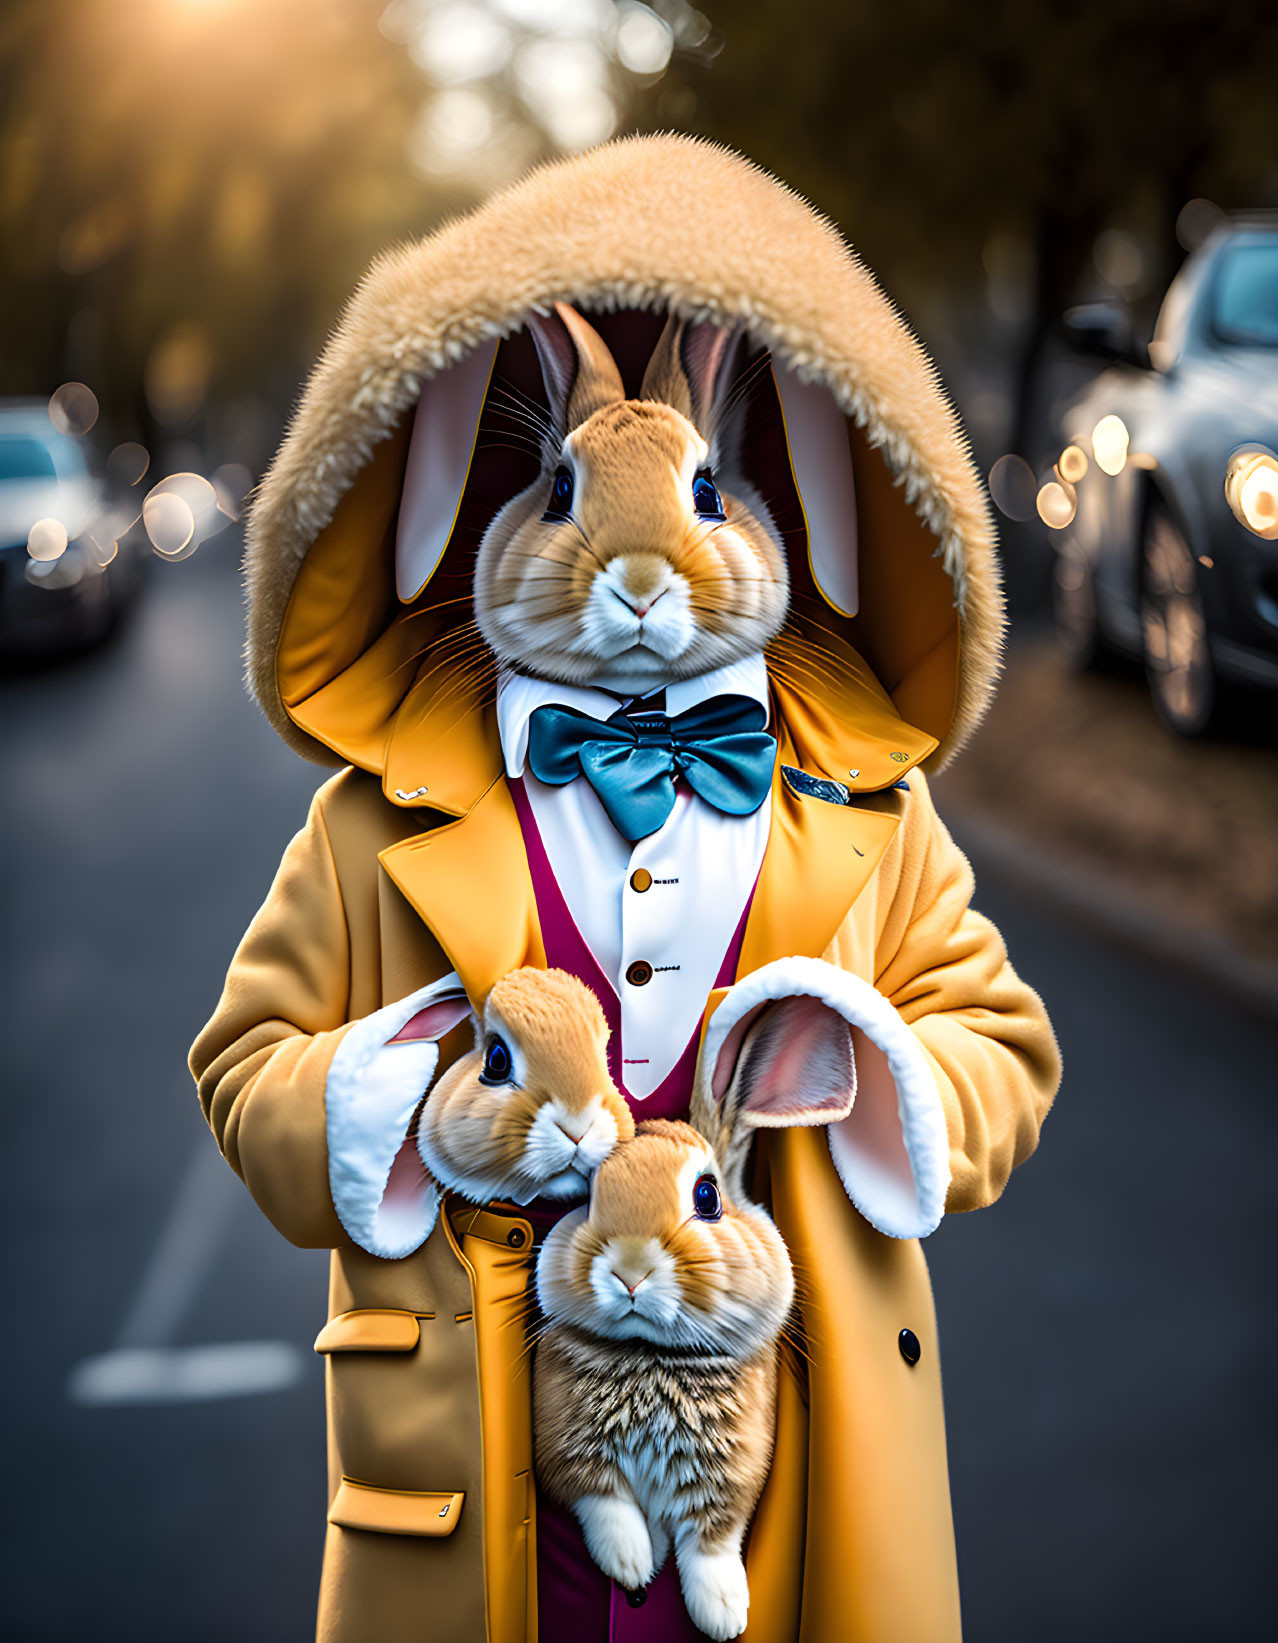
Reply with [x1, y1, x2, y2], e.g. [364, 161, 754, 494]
[537, 993, 857, 1357]
[475, 303, 789, 696]
[417, 966, 634, 1206]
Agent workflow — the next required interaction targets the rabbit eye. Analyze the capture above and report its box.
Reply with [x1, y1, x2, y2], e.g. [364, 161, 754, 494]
[479, 1035, 513, 1086]
[692, 473, 725, 521]
[542, 465, 574, 522]
[692, 1174, 722, 1221]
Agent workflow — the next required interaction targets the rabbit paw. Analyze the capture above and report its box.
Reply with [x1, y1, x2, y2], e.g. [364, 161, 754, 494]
[574, 1495, 655, 1591]
[677, 1545, 749, 1640]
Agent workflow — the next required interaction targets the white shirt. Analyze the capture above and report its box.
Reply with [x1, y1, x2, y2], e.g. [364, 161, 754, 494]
[496, 656, 773, 1099]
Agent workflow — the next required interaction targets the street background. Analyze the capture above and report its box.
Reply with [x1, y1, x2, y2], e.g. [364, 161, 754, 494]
[2, 3, 1276, 1640]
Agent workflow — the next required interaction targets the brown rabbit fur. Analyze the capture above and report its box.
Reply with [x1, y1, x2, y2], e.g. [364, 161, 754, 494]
[534, 1118, 793, 1640]
[474, 303, 789, 696]
[417, 967, 634, 1207]
[532, 992, 860, 1639]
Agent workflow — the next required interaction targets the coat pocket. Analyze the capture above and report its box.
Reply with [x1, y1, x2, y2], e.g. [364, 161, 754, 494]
[329, 1477, 464, 1538]
[314, 1308, 425, 1353]
[317, 1300, 482, 1496]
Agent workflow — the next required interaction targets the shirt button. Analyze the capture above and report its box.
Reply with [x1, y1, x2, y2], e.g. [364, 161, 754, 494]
[630, 868, 653, 893]
[625, 960, 654, 987]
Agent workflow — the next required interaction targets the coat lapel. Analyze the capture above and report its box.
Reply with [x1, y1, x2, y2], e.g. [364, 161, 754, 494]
[735, 658, 933, 977]
[737, 761, 902, 979]
[379, 777, 545, 1006]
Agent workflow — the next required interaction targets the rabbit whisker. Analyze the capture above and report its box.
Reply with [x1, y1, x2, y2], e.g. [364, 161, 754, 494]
[486, 399, 553, 435]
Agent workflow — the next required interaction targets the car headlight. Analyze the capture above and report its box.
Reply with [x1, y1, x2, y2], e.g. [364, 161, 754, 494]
[1225, 446, 1278, 541]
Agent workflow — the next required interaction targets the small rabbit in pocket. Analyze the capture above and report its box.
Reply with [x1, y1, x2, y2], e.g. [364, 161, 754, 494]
[417, 966, 634, 1207]
[533, 991, 858, 1641]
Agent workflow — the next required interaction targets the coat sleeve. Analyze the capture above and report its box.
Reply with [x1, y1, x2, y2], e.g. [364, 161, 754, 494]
[190, 784, 471, 1254]
[189, 785, 354, 1249]
[873, 775, 1062, 1215]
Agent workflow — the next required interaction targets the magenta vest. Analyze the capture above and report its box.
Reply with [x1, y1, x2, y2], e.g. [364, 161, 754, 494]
[509, 777, 755, 1643]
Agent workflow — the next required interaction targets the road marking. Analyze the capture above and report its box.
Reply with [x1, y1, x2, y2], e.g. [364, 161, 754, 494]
[68, 1341, 305, 1406]
[114, 1143, 235, 1350]
[67, 1140, 306, 1406]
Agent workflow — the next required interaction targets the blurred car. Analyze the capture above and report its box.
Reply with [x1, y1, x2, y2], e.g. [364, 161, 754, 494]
[0, 402, 147, 658]
[1049, 217, 1278, 733]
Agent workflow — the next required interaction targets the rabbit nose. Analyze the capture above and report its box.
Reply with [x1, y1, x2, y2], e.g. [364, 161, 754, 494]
[609, 584, 668, 620]
[612, 1267, 652, 1298]
[617, 588, 667, 619]
[554, 1116, 589, 1144]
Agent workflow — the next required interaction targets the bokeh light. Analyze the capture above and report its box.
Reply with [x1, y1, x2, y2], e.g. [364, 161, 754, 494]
[82, 527, 120, 569]
[1225, 447, 1278, 540]
[1036, 479, 1077, 530]
[411, 87, 496, 167]
[514, 37, 617, 149]
[1176, 197, 1226, 252]
[143, 490, 197, 557]
[1092, 414, 1130, 477]
[1058, 444, 1089, 484]
[385, 0, 705, 177]
[27, 517, 69, 561]
[48, 381, 99, 437]
[107, 442, 150, 487]
[143, 471, 225, 559]
[411, 2, 513, 82]
[212, 462, 253, 520]
[988, 453, 1038, 521]
[616, 4, 674, 74]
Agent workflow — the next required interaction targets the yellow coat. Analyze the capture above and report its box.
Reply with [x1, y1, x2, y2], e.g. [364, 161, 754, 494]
[191, 135, 1061, 1641]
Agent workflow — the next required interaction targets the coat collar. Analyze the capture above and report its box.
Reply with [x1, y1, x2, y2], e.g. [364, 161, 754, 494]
[378, 655, 932, 1003]
[382, 642, 935, 818]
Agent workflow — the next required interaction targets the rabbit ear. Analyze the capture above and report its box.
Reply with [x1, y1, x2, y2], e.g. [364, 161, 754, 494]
[726, 995, 857, 1128]
[386, 990, 472, 1044]
[693, 958, 951, 1238]
[693, 994, 855, 1201]
[526, 301, 625, 438]
[641, 315, 746, 445]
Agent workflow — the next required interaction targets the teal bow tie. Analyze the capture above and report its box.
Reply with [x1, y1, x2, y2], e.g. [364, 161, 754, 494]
[526, 694, 776, 842]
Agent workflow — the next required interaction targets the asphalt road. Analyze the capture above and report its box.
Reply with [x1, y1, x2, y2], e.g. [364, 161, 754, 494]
[2, 542, 1273, 1642]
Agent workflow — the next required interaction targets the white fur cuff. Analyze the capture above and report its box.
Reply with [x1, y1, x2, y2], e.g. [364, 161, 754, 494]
[701, 956, 950, 1239]
[326, 973, 472, 1259]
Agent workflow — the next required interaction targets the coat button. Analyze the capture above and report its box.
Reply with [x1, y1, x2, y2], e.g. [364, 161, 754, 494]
[625, 960, 654, 987]
[624, 1586, 648, 1608]
[630, 868, 652, 892]
[506, 1227, 526, 1249]
[898, 1327, 921, 1367]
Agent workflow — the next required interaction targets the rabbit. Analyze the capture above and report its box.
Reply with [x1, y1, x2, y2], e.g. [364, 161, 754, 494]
[474, 302, 790, 696]
[416, 966, 635, 1207]
[532, 989, 859, 1641]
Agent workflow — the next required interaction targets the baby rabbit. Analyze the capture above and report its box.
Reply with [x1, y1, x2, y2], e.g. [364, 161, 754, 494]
[417, 966, 634, 1206]
[475, 302, 789, 697]
[533, 990, 858, 1641]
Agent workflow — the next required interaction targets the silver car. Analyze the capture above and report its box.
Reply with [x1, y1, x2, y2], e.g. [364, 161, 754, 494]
[0, 403, 146, 657]
[1050, 219, 1278, 733]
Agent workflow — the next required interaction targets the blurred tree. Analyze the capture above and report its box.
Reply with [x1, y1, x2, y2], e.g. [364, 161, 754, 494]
[4, 0, 1276, 480]
[0, 0, 709, 468]
[0, 0, 434, 458]
[658, 0, 1278, 458]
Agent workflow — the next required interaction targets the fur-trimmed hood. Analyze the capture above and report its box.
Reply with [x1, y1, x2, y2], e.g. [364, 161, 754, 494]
[245, 133, 1001, 781]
